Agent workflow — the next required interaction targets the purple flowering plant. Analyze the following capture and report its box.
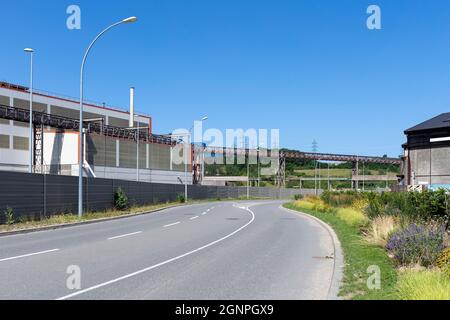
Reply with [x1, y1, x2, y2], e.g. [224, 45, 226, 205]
[386, 223, 445, 267]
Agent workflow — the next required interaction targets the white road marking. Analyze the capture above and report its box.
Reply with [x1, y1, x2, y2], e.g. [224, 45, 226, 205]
[56, 206, 256, 300]
[201, 212, 208, 216]
[190, 216, 200, 221]
[0, 249, 60, 263]
[163, 222, 181, 228]
[107, 231, 142, 241]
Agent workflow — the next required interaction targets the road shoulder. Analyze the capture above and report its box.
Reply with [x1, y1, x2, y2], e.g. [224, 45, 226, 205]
[280, 205, 344, 300]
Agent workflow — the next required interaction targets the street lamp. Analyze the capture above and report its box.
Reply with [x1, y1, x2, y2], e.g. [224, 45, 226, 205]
[173, 133, 191, 201]
[187, 116, 208, 184]
[127, 116, 150, 183]
[78, 17, 137, 218]
[165, 116, 208, 202]
[194, 116, 208, 183]
[247, 150, 250, 199]
[257, 147, 261, 187]
[24, 48, 34, 173]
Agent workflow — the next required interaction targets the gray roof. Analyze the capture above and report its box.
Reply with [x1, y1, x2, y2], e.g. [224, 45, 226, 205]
[405, 113, 450, 133]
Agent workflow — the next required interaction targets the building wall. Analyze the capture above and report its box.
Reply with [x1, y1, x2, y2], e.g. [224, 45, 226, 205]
[0, 92, 29, 169]
[93, 167, 192, 184]
[0, 95, 9, 125]
[0, 86, 188, 184]
[84, 133, 188, 181]
[407, 147, 450, 185]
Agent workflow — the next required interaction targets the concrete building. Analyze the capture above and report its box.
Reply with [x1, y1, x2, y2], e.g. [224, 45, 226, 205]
[0, 82, 191, 184]
[402, 113, 450, 188]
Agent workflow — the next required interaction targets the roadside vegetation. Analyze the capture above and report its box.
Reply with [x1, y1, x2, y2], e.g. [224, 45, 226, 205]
[0, 187, 269, 234]
[0, 201, 181, 234]
[285, 190, 450, 300]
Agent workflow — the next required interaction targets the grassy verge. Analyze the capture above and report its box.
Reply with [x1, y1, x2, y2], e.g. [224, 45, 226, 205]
[397, 269, 450, 300]
[0, 202, 181, 233]
[0, 197, 271, 234]
[284, 202, 398, 300]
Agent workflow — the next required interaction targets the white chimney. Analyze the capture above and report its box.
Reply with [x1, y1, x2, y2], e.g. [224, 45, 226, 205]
[129, 87, 135, 127]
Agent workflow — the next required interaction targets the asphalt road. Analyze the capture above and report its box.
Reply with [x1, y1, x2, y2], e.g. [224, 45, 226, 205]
[0, 201, 341, 300]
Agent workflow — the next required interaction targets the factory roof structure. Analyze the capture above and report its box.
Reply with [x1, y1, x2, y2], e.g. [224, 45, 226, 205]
[405, 113, 450, 134]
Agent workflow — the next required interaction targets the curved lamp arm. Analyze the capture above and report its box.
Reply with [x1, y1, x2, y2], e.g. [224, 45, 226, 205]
[78, 17, 137, 218]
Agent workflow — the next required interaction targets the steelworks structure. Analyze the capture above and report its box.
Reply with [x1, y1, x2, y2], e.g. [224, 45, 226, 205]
[0, 80, 401, 187]
[199, 146, 401, 187]
[0, 81, 189, 184]
[1, 103, 402, 187]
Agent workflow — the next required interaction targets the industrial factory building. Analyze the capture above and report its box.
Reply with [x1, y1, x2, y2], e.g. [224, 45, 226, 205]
[0, 82, 191, 184]
[402, 112, 450, 189]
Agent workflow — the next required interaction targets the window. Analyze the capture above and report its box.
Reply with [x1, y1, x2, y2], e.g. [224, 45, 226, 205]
[13, 136, 29, 150]
[0, 135, 9, 149]
[0, 96, 9, 125]
[109, 117, 129, 128]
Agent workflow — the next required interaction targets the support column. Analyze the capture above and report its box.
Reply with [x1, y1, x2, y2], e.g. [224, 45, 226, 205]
[277, 154, 286, 188]
[33, 123, 44, 173]
[352, 160, 360, 190]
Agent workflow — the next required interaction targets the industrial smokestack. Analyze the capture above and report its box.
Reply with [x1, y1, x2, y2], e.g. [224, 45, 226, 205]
[129, 87, 135, 128]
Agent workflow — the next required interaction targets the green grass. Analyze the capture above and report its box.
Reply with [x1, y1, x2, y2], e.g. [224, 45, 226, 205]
[336, 208, 369, 227]
[0, 202, 180, 233]
[396, 269, 450, 300]
[284, 202, 398, 300]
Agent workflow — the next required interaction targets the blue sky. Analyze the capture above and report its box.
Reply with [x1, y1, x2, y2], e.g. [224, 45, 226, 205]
[1, 0, 450, 157]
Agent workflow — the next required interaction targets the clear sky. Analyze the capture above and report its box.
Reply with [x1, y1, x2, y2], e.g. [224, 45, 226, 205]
[1, 0, 450, 157]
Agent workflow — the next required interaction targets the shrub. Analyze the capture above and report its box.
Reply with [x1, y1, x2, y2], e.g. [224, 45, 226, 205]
[322, 190, 449, 222]
[3, 207, 15, 225]
[362, 192, 383, 218]
[351, 198, 369, 213]
[436, 247, 450, 277]
[369, 190, 449, 221]
[397, 269, 450, 300]
[336, 208, 368, 227]
[306, 196, 334, 213]
[114, 187, 129, 210]
[364, 216, 399, 247]
[321, 191, 362, 207]
[386, 224, 445, 267]
[176, 194, 186, 203]
[293, 200, 315, 211]
[294, 194, 304, 201]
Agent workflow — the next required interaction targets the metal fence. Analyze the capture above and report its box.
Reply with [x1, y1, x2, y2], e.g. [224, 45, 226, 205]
[0, 171, 317, 223]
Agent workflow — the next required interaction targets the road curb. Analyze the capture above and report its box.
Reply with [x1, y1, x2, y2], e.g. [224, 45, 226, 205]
[0, 203, 190, 237]
[280, 205, 344, 301]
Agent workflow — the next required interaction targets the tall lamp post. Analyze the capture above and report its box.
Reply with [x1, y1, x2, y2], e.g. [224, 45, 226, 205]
[257, 147, 260, 187]
[170, 114, 207, 202]
[128, 115, 150, 182]
[169, 133, 191, 202]
[247, 151, 250, 199]
[191, 116, 208, 183]
[78, 17, 137, 218]
[24, 48, 34, 173]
